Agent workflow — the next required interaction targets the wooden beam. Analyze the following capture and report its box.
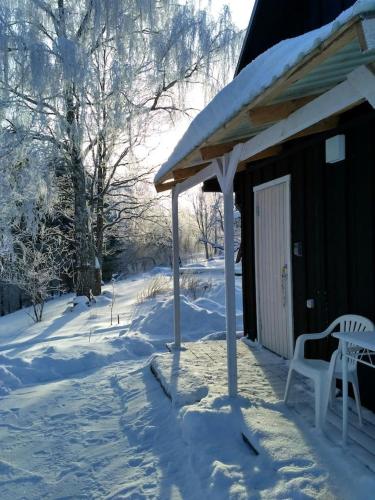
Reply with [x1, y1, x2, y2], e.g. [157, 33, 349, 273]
[285, 23, 357, 87]
[175, 145, 282, 182]
[347, 65, 375, 108]
[248, 96, 318, 126]
[200, 141, 245, 160]
[237, 145, 283, 170]
[157, 160, 219, 192]
[288, 116, 339, 141]
[155, 180, 177, 193]
[176, 162, 219, 196]
[240, 66, 368, 165]
[173, 163, 208, 181]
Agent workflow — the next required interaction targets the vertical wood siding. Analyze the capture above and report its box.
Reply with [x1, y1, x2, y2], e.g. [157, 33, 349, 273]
[235, 0, 356, 75]
[237, 104, 375, 411]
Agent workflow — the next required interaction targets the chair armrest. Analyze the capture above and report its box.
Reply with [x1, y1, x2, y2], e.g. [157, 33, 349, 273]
[294, 332, 331, 360]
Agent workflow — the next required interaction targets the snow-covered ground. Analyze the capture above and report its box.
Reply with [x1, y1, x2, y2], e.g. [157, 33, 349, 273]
[0, 259, 374, 498]
[152, 340, 375, 499]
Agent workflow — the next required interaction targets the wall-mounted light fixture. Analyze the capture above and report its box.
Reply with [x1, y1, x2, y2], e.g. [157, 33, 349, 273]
[325, 134, 346, 164]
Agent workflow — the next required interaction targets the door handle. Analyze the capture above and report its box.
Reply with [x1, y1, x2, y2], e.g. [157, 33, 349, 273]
[281, 264, 288, 307]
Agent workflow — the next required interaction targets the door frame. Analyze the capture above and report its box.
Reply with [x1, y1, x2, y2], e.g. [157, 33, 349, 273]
[253, 174, 294, 359]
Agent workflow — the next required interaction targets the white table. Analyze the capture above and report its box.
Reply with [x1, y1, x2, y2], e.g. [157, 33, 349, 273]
[333, 331, 375, 445]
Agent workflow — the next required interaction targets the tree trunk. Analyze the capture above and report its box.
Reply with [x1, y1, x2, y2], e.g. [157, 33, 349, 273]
[204, 242, 209, 260]
[94, 203, 104, 296]
[64, 75, 98, 296]
[72, 152, 97, 297]
[93, 160, 105, 296]
[57, 0, 98, 298]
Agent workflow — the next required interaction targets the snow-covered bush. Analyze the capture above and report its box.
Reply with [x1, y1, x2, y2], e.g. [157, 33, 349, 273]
[0, 224, 72, 322]
[180, 274, 212, 300]
[137, 272, 212, 305]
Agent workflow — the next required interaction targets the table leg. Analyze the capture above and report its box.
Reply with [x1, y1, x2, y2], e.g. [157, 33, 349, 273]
[342, 340, 348, 446]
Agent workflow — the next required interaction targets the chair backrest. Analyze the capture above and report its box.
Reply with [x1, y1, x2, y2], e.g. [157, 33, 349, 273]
[328, 315, 375, 369]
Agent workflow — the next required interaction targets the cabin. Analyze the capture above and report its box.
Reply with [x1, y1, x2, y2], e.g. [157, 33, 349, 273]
[154, 1, 375, 411]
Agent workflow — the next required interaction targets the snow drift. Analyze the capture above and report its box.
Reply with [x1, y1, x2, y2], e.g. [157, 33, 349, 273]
[129, 295, 227, 340]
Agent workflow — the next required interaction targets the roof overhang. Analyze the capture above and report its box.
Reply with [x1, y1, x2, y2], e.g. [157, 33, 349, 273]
[154, 9, 375, 193]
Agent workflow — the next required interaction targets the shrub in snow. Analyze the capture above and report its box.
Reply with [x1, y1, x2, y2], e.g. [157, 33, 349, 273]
[0, 225, 71, 322]
[137, 275, 172, 303]
[137, 274, 212, 304]
[72, 296, 91, 312]
[180, 274, 212, 300]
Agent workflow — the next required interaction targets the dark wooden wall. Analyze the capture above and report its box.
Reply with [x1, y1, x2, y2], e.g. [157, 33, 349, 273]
[236, 104, 375, 410]
[236, 0, 356, 75]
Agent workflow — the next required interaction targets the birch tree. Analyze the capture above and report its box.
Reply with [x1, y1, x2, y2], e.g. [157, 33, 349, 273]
[0, 1, 240, 296]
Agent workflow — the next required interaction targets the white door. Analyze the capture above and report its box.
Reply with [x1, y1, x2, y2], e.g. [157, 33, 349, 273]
[254, 175, 293, 359]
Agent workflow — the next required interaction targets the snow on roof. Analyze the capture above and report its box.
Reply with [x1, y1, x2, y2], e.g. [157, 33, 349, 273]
[155, 0, 375, 185]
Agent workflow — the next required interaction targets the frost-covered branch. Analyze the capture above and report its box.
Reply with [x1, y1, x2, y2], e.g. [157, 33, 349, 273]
[0, 0, 242, 296]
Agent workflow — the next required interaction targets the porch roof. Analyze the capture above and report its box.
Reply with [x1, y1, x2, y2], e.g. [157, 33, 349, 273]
[154, 0, 375, 192]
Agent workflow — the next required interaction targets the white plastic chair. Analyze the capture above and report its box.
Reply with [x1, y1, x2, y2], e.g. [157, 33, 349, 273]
[284, 314, 374, 429]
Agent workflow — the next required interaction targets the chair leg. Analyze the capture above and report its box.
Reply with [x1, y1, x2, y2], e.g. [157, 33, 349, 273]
[314, 379, 323, 429]
[329, 377, 336, 410]
[315, 378, 329, 430]
[284, 367, 294, 403]
[352, 374, 363, 427]
[322, 380, 332, 427]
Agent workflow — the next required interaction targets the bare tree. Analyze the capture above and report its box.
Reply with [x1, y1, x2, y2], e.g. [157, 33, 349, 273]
[192, 192, 211, 260]
[211, 193, 224, 255]
[192, 192, 224, 260]
[0, 224, 72, 322]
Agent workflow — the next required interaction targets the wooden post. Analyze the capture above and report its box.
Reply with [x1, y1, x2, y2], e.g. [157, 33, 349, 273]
[218, 147, 243, 398]
[172, 187, 181, 348]
[223, 185, 238, 397]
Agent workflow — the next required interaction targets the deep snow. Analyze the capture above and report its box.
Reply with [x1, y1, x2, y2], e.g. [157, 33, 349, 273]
[0, 260, 374, 498]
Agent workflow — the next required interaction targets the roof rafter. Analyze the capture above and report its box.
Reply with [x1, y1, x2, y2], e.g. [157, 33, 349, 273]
[248, 95, 319, 126]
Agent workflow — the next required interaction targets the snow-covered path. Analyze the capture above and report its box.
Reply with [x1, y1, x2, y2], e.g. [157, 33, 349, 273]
[1, 262, 375, 499]
[0, 359, 204, 499]
[0, 264, 235, 499]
